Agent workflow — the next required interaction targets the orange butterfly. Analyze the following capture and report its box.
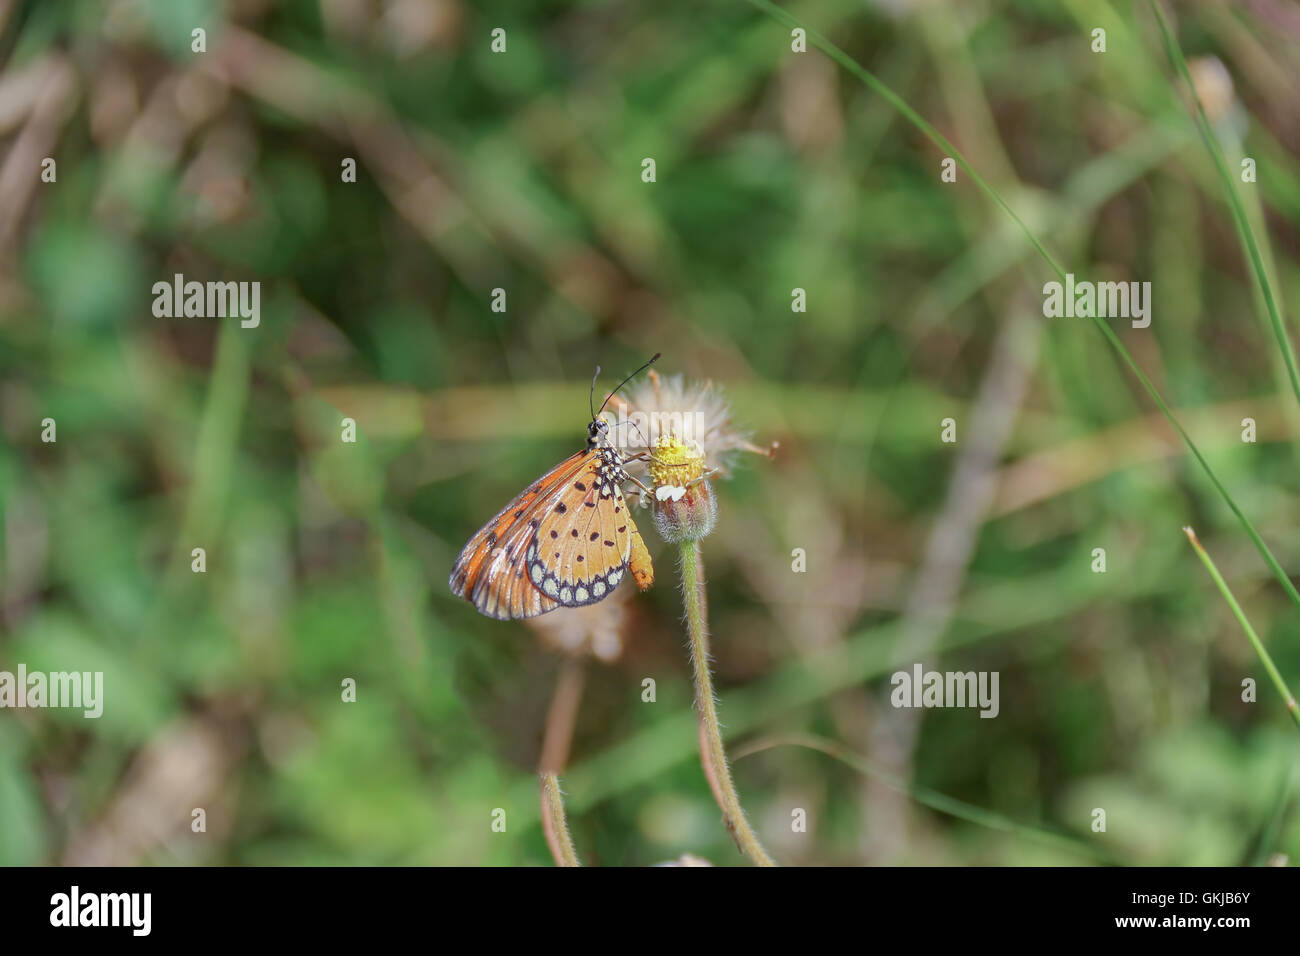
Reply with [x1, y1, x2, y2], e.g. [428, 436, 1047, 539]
[449, 356, 659, 620]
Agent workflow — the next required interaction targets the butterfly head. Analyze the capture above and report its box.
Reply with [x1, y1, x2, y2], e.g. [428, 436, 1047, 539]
[586, 416, 611, 449]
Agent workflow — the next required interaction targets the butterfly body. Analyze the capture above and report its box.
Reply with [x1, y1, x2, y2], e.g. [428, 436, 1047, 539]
[450, 417, 654, 620]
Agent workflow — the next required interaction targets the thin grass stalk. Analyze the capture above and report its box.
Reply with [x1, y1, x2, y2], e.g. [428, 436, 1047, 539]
[1184, 527, 1300, 732]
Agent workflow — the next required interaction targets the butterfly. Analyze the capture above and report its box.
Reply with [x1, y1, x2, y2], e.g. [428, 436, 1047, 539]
[449, 356, 660, 620]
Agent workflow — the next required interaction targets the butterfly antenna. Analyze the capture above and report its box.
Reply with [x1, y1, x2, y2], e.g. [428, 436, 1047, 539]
[610, 417, 651, 447]
[597, 352, 661, 418]
[589, 365, 602, 421]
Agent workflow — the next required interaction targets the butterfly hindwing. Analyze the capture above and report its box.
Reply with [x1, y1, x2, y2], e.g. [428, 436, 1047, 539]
[532, 453, 639, 606]
[627, 520, 654, 590]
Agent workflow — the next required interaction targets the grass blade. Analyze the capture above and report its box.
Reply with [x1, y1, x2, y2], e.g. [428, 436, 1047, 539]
[1184, 527, 1300, 732]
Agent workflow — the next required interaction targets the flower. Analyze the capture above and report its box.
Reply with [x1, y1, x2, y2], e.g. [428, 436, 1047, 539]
[648, 434, 718, 542]
[604, 369, 775, 543]
[606, 370, 773, 482]
[609, 367, 779, 863]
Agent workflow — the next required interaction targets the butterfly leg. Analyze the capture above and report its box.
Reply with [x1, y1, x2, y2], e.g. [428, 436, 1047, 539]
[624, 473, 653, 509]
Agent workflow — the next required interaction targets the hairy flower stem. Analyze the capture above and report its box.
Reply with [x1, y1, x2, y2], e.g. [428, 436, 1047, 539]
[540, 773, 581, 867]
[679, 540, 777, 866]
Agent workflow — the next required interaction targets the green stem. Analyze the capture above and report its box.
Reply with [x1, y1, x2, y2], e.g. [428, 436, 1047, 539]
[1184, 527, 1300, 731]
[679, 540, 777, 866]
[539, 773, 581, 867]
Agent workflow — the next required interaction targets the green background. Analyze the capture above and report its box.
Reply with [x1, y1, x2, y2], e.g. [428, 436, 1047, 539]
[1, 0, 1299, 865]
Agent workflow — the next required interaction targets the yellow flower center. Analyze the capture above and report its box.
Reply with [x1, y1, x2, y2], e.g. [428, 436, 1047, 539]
[649, 435, 705, 488]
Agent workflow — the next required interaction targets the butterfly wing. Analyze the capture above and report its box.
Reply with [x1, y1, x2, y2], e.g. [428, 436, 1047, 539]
[627, 521, 654, 590]
[450, 448, 654, 620]
[449, 451, 589, 620]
